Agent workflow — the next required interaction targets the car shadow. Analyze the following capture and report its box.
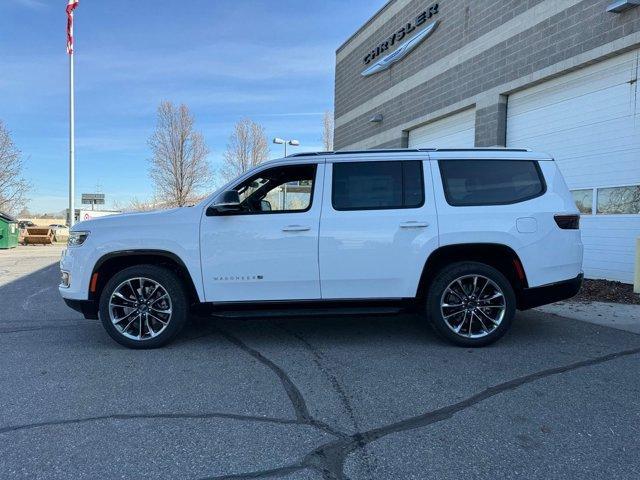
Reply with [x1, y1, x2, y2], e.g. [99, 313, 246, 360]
[182, 306, 561, 352]
[0, 255, 579, 350]
[0, 261, 89, 328]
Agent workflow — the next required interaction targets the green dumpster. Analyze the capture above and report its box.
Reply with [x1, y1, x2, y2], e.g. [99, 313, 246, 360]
[0, 212, 19, 249]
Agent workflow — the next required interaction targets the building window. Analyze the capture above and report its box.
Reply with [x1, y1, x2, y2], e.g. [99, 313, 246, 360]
[438, 160, 545, 206]
[332, 161, 424, 211]
[571, 189, 593, 214]
[596, 185, 640, 215]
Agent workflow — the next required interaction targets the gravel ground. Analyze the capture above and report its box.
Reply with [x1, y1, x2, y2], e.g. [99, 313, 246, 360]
[573, 279, 640, 305]
[0, 245, 639, 480]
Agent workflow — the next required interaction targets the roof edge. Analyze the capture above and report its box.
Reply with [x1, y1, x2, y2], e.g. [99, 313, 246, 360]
[336, 0, 396, 54]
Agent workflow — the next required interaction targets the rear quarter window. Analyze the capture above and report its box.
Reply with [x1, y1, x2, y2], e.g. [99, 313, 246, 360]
[438, 159, 546, 206]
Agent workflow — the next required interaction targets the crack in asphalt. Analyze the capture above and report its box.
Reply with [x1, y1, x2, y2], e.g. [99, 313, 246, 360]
[212, 326, 347, 439]
[198, 464, 308, 480]
[201, 345, 640, 480]
[0, 412, 315, 436]
[271, 322, 361, 430]
[271, 321, 377, 479]
[214, 326, 313, 423]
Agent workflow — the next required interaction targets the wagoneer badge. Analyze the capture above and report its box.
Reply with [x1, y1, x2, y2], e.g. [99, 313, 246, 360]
[361, 19, 440, 77]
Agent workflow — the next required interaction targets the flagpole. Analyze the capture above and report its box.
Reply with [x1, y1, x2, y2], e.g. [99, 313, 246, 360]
[69, 40, 75, 227]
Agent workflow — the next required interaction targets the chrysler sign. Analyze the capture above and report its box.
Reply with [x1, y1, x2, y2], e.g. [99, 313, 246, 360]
[362, 3, 440, 77]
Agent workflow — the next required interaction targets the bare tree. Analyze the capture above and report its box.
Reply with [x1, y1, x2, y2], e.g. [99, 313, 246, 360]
[148, 101, 211, 207]
[221, 118, 270, 182]
[322, 110, 334, 151]
[112, 197, 154, 213]
[17, 207, 31, 218]
[135, 198, 163, 212]
[0, 120, 29, 214]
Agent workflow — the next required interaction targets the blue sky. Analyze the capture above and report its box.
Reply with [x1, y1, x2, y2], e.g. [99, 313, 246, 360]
[0, 0, 385, 213]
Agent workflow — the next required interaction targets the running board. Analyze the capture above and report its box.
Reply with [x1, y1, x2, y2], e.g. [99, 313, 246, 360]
[193, 298, 417, 319]
[211, 306, 404, 319]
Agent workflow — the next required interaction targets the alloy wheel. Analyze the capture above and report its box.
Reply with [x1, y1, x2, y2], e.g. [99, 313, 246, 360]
[108, 277, 173, 341]
[440, 274, 506, 339]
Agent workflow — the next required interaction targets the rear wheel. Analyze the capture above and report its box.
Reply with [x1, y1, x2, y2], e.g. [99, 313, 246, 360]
[99, 265, 189, 349]
[425, 262, 516, 347]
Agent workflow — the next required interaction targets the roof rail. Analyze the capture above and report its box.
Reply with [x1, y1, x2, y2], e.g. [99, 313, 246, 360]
[287, 151, 331, 157]
[332, 148, 437, 155]
[432, 148, 531, 152]
[287, 147, 530, 157]
[287, 148, 435, 157]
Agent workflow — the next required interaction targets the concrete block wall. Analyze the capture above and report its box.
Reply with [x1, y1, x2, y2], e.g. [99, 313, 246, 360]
[334, 0, 640, 150]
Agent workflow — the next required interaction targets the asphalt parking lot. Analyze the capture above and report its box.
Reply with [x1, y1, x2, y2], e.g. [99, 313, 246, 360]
[1, 246, 639, 480]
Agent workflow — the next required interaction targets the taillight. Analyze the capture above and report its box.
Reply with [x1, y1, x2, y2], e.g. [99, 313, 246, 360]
[554, 214, 580, 230]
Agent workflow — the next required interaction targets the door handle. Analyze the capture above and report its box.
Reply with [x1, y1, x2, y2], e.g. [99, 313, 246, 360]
[400, 221, 429, 229]
[282, 225, 311, 232]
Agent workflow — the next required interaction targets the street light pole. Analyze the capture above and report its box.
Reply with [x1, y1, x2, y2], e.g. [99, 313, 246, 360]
[272, 137, 300, 157]
[272, 138, 300, 209]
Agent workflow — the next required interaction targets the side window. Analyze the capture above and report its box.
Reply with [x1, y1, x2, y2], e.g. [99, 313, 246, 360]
[439, 159, 545, 206]
[233, 164, 316, 214]
[332, 161, 425, 211]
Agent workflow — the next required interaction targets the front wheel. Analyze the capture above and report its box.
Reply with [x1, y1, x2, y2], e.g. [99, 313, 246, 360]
[99, 265, 189, 349]
[425, 262, 516, 347]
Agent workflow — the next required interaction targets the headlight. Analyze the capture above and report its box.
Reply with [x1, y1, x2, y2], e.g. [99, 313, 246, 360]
[68, 231, 90, 247]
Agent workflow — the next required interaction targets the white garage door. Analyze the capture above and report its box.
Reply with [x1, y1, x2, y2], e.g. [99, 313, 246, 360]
[408, 108, 476, 148]
[507, 50, 640, 283]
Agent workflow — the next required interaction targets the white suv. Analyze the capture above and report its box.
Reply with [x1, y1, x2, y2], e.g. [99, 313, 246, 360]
[59, 148, 583, 348]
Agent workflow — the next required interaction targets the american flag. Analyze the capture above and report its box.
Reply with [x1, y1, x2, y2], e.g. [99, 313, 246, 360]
[66, 0, 79, 55]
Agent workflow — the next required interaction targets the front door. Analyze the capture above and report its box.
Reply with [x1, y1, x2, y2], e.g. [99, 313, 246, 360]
[200, 162, 324, 302]
[319, 158, 439, 299]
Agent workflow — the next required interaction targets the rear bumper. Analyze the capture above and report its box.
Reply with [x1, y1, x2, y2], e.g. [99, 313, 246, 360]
[63, 298, 99, 320]
[518, 273, 583, 310]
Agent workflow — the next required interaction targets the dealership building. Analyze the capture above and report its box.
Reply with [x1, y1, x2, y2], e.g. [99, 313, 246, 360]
[334, 0, 640, 283]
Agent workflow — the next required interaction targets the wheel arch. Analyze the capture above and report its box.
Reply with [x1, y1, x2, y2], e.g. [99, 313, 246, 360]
[416, 243, 529, 308]
[89, 250, 201, 305]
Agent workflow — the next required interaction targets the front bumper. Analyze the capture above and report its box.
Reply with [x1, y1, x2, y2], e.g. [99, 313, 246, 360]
[518, 273, 583, 310]
[63, 298, 99, 320]
[59, 245, 95, 301]
[60, 246, 98, 319]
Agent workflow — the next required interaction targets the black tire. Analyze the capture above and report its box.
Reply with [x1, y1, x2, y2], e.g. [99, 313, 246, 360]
[99, 264, 189, 349]
[425, 262, 516, 347]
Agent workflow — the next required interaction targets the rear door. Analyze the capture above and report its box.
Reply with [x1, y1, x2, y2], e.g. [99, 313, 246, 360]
[319, 157, 439, 299]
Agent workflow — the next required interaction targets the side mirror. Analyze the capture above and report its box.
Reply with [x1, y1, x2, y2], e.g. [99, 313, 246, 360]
[260, 200, 272, 211]
[206, 190, 241, 216]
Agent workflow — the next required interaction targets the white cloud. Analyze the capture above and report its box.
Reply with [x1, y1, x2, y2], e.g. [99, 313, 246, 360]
[75, 135, 147, 153]
[253, 112, 325, 118]
[174, 91, 281, 108]
[78, 42, 335, 84]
